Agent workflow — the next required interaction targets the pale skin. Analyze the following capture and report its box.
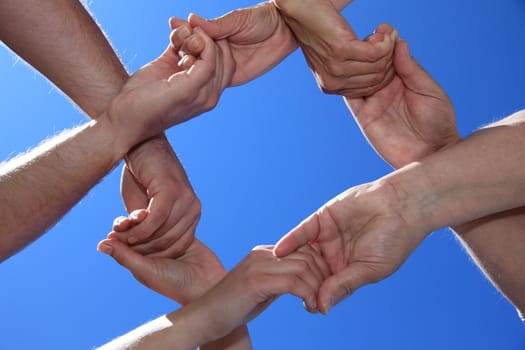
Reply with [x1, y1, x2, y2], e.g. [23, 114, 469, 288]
[170, 0, 395, 95]
[106, 0, 397, 249]
[96, 232, 329, 350]
[274, 37, 525, 318]
[0, 0, 202, 260]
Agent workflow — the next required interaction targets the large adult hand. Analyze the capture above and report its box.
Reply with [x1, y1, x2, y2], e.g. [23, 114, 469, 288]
[274, 176, 429, 314]
[272, 0, 396, 97]
[113, 134, 201, 258]
[171, 2, 296, 86]
[105, 25, 234, 152]
[346, 38, 460, 168]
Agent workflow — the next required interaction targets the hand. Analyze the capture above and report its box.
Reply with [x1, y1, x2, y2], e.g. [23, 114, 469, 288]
[113, 134, 201, 257]
[171, 2, 297, 86]
[346, 38, 460, 169]
[193, 245, 330, 341]
[272, 0, 397, 97]
[105, 25, 235, 150]
[274, 178, 429, 314]
[98, 222, 225, 305]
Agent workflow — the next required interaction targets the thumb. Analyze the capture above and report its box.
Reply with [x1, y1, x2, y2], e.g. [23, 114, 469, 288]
[394, 39, 439, 94]
[188, 11, 240, 40]
[317, 263, 376, 314]
[97, 239, 152, 277]
[274, 212, 321, 258]
[169, 16, 188, 30]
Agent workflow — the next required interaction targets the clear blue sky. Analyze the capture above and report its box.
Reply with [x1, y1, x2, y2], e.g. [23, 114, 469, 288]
[1, 0, 524, 349]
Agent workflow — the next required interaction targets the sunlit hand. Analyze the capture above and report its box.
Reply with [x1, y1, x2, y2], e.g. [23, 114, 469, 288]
[274, 178, 429, 314]
[99, 212, 224, 305]
[113, 134, 201, 258]
[346, 38, 460, 168]
[191, 244, 330, 341]
[170, 2, 296, 86]
[106, 25, 235, 149]
[272, 0, 396, 97]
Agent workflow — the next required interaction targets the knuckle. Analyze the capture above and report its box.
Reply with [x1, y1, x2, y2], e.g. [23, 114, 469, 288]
[324, 59, 346, 77]
[317, 76, 341, 95]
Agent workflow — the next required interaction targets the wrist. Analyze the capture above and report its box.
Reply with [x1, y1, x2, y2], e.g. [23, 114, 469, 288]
[380, 162, 439, 240]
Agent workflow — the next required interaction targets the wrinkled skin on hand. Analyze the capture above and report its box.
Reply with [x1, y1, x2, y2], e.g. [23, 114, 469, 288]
[272, 0, 397, 97]
[346, 38, 460, 169]
[274, 178, 429, 314]
[100, 212, 225, 305]
[170, 2, 297, 86]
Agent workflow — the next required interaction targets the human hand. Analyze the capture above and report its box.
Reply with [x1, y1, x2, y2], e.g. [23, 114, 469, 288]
[170, 2, 296, 86]
[111, 134, 201, 258]
[98, 220, 225, 305]
[274, 177, 430, 314]
[346, 38, 460, 168]
[272, 0, 397, 98]
[190, 244, 330, 341]
[104, 24, 234, 152]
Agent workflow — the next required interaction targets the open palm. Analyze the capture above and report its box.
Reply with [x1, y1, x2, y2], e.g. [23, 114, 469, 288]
[99, 237, 225, 305]
[275, 180, 428, 313]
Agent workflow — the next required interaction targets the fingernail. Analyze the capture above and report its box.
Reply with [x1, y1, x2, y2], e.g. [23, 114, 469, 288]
[189, 13, 204, 22]
[176, 26, 190, 40]
[130, 210, 141, 221]
[97, 243, 112, 255]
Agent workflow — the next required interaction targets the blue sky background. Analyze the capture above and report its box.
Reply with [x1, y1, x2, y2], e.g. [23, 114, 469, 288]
[1, 0, 525, 349]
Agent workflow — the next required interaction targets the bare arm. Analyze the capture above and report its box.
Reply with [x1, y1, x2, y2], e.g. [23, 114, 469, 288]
[97, 245, 327, 350]
[327, 36, 525, 318]
[0, 0, 201, 257]
[0, 119, 125, 261]
[0, 0, 127, 116]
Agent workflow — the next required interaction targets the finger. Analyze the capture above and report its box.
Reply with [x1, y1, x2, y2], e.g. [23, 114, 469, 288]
[143, 222, 197, 259]
[188, 12, 237, 40]
[178, 33, 205, 58]
[113, 216, 132, 232]
[129, 207, 199, 256]
[289, 246, 327, 289]
[394, 39, 440, 95]
[169, 27, 217, 90]
[339, 61, 395, 99]
[126, 199, 171, 244]
[169, 16, 188, 30]
[302, 243, 331, 279]
[274, 213, 321, 257]
[178, 54, 197, 70]
[170, 24, 192, 53]
[97, 239, 152, 276]
[317, 263, 378, 314]
[263, 273, 318, 311]
[120, 165, 148, 213]
[374, 23, 395, 36]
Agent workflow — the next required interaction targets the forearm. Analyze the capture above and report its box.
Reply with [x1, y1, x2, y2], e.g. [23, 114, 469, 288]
[0, 0, 128, 118]
[0, 117, 130, 262]
[97, 308, 210, 350]
[387, 109, 525, 234]
[200, 326, 252, 350]
[451, 207, 525, 318]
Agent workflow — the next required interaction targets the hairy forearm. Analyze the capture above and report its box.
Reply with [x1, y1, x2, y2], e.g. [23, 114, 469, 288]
[388, 110, 525, 234]
[0, 119, 127, 262]
[452, 207, 525, 317]
[0, 0, 128, 118]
